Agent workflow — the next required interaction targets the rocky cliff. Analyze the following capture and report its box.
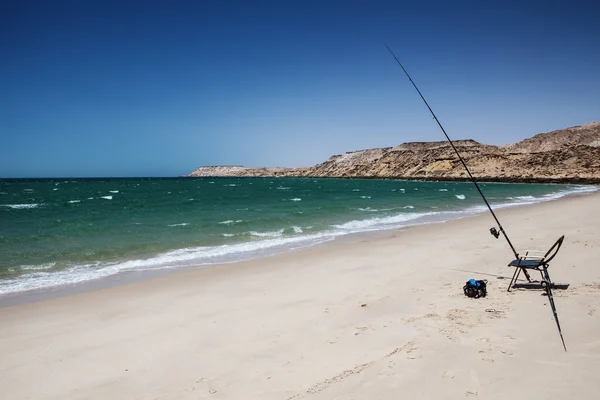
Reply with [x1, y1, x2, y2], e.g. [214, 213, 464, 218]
[187, 122, 600, 183]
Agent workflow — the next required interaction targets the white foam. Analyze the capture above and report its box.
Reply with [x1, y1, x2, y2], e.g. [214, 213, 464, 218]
[219, 220, 243, 225]
[276, 186, 291, 190]
[1, 203, 41, 209]
[455, 194, 466, 200]
[495, 185, 598, 209]
[222, 233, 235, 237]
[403, 205, 415, 209]
[333, 212, 433, 231]
[360, 196, 371, 199]
[168, 223, 189, 227]
[110, 190, 119, 193]
[292, 226, 303, 233]
[250, 229, 284, 238]
[399, 189, 405, 193]
[24, 189, 34, 192]
[87, 197, 94, 200]
[439, 189, 448, 192]
[357, 207, 379, 212]
[101, 196, 113, 200]
[68, 200, 81, 204]
[289, 198, 302, 201]
[19, 263, 56, 271]
[352, 189, 361, 192]
[53, 188, 59, 191]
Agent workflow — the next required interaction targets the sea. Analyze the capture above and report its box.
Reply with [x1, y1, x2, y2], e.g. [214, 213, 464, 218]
[0, 177, 596, 296]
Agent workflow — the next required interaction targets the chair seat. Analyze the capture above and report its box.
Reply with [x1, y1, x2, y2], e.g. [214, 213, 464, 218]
[508, 259, 546, 269]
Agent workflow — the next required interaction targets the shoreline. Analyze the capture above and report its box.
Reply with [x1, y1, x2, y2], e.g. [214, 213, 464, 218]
[1, 190, 599, 398]
[185, 176, 600, 185]
[1, 185, 596, 307]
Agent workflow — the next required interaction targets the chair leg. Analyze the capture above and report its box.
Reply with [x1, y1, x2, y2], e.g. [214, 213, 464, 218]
[542, 268, 553, 286]
[508, 267, 521, 292]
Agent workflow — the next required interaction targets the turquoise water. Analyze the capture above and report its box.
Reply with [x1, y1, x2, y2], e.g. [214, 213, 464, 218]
[0, 177, 595, 294]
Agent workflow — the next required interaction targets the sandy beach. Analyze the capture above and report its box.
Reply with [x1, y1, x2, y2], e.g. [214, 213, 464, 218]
[1, 191, 599, 399]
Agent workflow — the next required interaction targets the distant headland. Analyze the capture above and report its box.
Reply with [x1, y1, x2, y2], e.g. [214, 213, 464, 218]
[187, 122, 600, 184]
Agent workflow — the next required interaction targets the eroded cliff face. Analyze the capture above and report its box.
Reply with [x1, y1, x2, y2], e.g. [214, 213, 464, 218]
[187, 122, 600, 183]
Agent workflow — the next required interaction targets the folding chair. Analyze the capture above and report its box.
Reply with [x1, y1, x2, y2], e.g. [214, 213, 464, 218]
[507, 235, 565, 291]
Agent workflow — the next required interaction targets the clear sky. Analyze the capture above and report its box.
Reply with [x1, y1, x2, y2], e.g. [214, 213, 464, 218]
[2, 0, 599, 178]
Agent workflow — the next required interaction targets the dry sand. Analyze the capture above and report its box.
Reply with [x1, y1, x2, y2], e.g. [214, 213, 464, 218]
[1, 191, 599, 399]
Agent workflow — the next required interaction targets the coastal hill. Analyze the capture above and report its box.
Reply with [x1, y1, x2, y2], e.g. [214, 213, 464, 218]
[187, 122, 600, 183]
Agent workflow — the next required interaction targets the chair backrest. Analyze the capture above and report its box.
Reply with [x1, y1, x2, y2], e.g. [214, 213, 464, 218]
[542, 235, 565, 264]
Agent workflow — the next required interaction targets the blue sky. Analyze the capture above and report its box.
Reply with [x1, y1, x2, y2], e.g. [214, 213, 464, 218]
[2, 0, 599, 178]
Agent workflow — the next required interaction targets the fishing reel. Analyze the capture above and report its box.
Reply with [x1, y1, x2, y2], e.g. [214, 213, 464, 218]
[489, 227, 500, 239]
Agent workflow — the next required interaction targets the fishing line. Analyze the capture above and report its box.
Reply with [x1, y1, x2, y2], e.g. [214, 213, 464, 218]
[384, 45, 519, 259]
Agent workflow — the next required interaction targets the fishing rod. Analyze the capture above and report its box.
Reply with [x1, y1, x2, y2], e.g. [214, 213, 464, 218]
[385, 45, 567, 351]
[384, 45, 520, 260]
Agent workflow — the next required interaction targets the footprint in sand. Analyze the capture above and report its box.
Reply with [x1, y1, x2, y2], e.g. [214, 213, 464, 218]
[484, 309, 506, 320]
[442, 371, 455, 379]
[406, 343, 420, 359]
[355, 326, 369, 336]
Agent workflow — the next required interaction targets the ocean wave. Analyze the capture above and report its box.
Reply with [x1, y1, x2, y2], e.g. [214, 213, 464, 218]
[68, 200, 81, 204]
[110, 190, 119, 193]
[403, 205, 415, 209]
[357, 207, 379, 212]
[168, 223, 190, 227]
[19, 263, 57, 271]
[250, 229, 284, 238]
[289, 198, 301, 201]
[332, 212, 435, 231]
[506, 195, 534, 200]
[360, 196, 371, 199]
[276, 186, 291, 190]
[219, 220, 243, 225]
[0, 232, 334, 294]
[1, 203, 42, 209]
[292, 226, 303, 233]
[101, 196, 113, 200]
[352, 189, 361, 192]
[439, 189, 448, 192]
[496, 185, 598, 208]
[455, 194, 466, 200]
